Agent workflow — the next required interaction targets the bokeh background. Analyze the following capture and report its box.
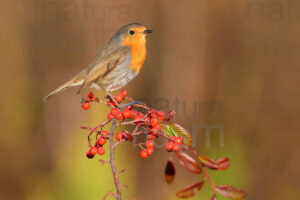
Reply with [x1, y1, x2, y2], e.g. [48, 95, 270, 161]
[1, 0, 299, 199]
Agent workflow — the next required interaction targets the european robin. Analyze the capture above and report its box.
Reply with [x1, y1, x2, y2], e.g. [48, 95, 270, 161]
[43, 23, 152, 101]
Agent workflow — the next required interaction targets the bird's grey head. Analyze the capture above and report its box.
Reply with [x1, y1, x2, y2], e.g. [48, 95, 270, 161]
[109, 23, 153, 47]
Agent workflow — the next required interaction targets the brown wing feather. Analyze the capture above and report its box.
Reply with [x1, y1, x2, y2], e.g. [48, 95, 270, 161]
[77, 46, 130, 93]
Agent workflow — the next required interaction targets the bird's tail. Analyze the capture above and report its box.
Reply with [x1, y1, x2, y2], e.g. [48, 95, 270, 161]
[43, 78, 83, 102]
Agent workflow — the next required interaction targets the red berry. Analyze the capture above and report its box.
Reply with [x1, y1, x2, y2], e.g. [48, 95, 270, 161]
[175, 137, 182, 145]
[151, 118, 159, 126]
[157, 111, 166, 121]
[121, 89, 128, 97]
[98, 137, 106, 145]
[172, 144, 181, 152]
[146, 140, 155, 149]
[140, 150, 148, 158]
[151, 128, 160, 135]
[115, 112, 123, 120]
[146, 117, 150, 123]
[148, 134, 154, 140]
[111, 108, 119, 116]
[107, 113, 114, 120]
[136, 114, 144, 122]
[170, 136, 176, 142]
[123, 109, 131, 118]
[97, 146, 106, 155]
[116, 132, 125, 141]
[157, 111, 166, 116]
[102, 130, 109, 135]
[87, 92, 95, 100]
[149, 134, 157, 139]
[115, 94, 123, 103]
[153, 124, 161, 130]
[90, 146, 98, 155]
[146, 148, 154, 156]
[166, 141, 173, 152]
[86, 150, 95, 159]
[131, 110, 137, 116]
[150, 113, 157, 118]
[82, 102, 91, 110]
[109, 101, 117, 107]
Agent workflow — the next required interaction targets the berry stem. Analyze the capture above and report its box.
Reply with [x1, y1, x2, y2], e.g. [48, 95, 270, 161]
[108, 119, 122, 200]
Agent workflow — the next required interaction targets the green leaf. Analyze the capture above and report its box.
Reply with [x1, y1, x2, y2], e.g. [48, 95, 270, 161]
[161, 123, 178, 137]
[161, 123, 193, 145]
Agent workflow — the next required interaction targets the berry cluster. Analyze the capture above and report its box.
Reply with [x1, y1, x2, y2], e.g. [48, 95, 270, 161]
[81, 90, 183, 159]
[86, 130, 108, 158]
[81, 90, 128, 111]
[166, 136, 183, 152]
[81, 92, 96, 110]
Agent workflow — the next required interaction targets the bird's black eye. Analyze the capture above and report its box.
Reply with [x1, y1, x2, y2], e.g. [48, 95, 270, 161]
[129, 30, 135, 35]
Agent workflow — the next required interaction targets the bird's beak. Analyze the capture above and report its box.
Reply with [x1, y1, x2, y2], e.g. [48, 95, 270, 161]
[144, 29, 153, 34]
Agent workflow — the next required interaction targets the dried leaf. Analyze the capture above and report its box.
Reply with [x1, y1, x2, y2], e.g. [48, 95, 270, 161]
[198, 155, 218, 169]
[165, 159, 176, 184]
[161, 123, 193, 145]
[176, 151, 202, 174]
[215, 185, 247, 199]
[211, 193, 217, 200]
[216, 158, 230, 170]
[176, 181, 205, 198]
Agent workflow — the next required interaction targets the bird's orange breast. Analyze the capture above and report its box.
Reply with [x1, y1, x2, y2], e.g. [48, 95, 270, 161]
[122, 29, 147, 73]
[129, 42, 146, 73]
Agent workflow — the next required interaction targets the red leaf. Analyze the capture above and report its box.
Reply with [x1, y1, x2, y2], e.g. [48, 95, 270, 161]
[215, 185, 247, 199]
[211, 193, 217, 200]
[165, 158, 176, 184]
[198, 155, 218, 169]
[176, 151, 202, 174]
[216, 158, 230, 170]
[182, 144, 199, 158]
[176, 181, 205, 198]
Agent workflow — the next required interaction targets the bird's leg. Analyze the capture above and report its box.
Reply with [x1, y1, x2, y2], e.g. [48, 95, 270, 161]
[105, 89, 124, 110]
[94, 84, 122, 110]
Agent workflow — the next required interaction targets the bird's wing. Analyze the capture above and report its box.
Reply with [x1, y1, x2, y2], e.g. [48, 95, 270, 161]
[77, 46, 130, 93]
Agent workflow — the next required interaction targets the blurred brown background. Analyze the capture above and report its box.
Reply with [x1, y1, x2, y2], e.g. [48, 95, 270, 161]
[1, 0, 299, 199]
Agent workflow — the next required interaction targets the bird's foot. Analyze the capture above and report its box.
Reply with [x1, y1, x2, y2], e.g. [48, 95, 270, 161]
[106, 95, 124, 110]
